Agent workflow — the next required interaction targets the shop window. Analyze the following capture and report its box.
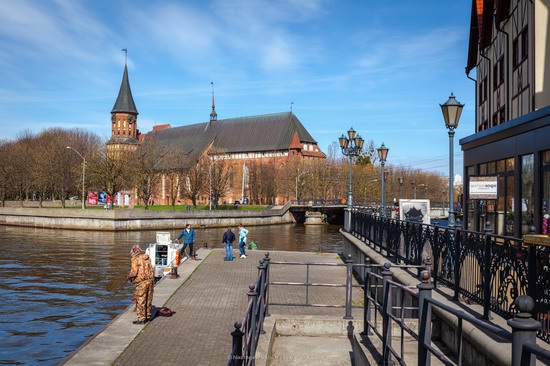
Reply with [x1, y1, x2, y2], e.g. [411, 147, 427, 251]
[541, 151, 550, 233]
[521, 154, 534, 235]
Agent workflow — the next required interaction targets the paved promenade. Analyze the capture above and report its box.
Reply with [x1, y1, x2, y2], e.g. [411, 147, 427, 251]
[66, 249, 358, 366]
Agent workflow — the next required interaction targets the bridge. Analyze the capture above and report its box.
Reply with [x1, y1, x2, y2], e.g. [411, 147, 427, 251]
[288, 200, 452, 225]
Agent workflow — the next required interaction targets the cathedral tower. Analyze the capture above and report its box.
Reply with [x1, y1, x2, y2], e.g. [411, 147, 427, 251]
[106, 63, 139, 155]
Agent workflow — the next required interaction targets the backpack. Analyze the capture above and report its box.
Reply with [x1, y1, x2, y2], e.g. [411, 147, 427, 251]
[158, 307, 175, 317]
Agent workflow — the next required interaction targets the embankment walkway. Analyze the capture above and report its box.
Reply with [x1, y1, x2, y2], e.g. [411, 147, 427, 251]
[64, 249, 359, 366]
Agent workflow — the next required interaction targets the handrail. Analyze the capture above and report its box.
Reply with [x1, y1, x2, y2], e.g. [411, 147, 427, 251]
[363, 263, 550, 365]
[227, 254, 271, 366]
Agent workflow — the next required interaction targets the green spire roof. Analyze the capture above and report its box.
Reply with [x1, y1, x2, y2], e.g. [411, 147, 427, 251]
[111, 65, 138, 115]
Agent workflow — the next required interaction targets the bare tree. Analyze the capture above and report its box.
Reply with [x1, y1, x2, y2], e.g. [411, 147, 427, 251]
[130, 138, 169, 209]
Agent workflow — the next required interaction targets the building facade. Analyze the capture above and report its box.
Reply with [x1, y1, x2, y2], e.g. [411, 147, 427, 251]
[108, 66, 326, 206]
[461, 0, 550, 237]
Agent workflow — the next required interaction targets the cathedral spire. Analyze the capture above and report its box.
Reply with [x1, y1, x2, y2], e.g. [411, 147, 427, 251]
[111, 64, 138, 115]
[210, 81, 217, 122]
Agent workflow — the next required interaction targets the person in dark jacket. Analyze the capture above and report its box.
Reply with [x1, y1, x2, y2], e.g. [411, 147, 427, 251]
[222, 227, 236, 261]
[127, 245, 154, 324]
[177, 224, 197, 260]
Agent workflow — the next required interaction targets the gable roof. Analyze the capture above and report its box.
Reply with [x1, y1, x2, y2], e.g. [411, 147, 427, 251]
[146, 112, 319, 161]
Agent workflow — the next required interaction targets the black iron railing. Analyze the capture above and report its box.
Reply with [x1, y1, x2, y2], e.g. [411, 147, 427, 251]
[227, 255, 270, 366]
[351, 210, 550, 344]
[363, 264, 550, 365]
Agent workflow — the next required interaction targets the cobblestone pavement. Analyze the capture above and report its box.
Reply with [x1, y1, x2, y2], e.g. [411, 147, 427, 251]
[114, 250, 362, 366]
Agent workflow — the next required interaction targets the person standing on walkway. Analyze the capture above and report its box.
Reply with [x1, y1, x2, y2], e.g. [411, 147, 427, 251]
[127, 244, 154, 325]
[177, 224, 197, 260]
[238, 223, 249, 259]
[222, 227, 236, 261]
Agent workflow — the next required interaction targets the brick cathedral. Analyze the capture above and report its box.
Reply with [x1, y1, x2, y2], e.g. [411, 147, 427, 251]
[107, 64, 325, 205]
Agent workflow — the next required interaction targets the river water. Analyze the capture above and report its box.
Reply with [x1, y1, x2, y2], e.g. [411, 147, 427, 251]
[0, 224, 343, 365]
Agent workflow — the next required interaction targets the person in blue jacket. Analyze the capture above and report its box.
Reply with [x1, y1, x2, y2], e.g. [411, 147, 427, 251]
[177, 224, 197, 260]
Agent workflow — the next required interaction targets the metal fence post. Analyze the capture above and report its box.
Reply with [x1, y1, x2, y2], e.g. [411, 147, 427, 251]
[417, 270, 434, 366]
[344, 254, 354, 320]
[452, 229, 460, 301]
[247, 284, 259, 358]
[382, 262, 393, 365]
[482, 221, 493, 320]
[363, 257, 372, 335]
[433, 225, 440, 288]
[507, 295, 541, 366]
[263, 252, 271, 317]
[230, 322, 244, 366]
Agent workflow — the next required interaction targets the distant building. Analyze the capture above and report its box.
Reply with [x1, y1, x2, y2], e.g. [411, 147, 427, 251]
[461, 0, 550, 236]
[107, 65, 325, 205]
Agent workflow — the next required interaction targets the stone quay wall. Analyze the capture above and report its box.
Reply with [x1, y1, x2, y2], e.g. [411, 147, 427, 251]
[0, 206, 295, 231]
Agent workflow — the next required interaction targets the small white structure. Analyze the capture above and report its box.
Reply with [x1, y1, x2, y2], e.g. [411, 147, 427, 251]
[145, 232, 182, 278]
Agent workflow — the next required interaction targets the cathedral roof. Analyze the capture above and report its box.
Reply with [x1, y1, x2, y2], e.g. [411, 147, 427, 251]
[111, 65, 138, 115]
[145, 112, 322, 164]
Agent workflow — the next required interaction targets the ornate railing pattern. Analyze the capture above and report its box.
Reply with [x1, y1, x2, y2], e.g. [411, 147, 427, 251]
[350, 210, 550, 343]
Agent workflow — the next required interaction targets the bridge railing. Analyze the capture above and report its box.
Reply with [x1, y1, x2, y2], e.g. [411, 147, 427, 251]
[228, 255, 271, 366]
[364, 263, 550, 365]
[350, 210, 550, 344]
[289, 199, 345, 206]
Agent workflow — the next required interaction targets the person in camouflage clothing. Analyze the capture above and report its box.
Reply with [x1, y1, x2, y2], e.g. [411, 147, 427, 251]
[128, 245, 154, 324]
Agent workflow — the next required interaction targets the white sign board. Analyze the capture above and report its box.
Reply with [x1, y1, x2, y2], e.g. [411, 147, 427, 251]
[469, 176, 498, 200]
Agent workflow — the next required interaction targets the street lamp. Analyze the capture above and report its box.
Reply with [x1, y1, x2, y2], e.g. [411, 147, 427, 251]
[418, 184, 429, 198]
[440, 93, 464, 228]
[398, 176, 403, 201]
[339, 127, 364, 231]
[295, 171, 309, 201]
[66, 146, 86, 210]
[364, 178, 378, 206]
[411, 179, 416, 199]
[377, 143, 389, 218]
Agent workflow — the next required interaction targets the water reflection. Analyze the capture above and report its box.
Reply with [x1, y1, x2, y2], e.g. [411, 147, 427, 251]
[0, 224, 342, 365]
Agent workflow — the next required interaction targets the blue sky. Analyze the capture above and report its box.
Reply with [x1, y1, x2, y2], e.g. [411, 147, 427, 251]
[0, 0, 473, 175]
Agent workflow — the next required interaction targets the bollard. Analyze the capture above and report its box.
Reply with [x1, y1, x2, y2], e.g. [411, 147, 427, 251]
[169, 265, 179, 279]
[417, 270, 434, 366]
[381, 262, 393, 365]
[422, 255, 432, 278]
[344, 254, 354, 320]
[230, 322, 244, 366]
[507, 295, 541, 366]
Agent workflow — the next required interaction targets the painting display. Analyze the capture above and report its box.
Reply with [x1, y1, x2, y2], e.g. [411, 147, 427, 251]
[399, 199, 430, 225]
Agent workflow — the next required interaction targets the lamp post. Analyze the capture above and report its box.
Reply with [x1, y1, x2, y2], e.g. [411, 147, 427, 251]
[418, 184, 429, 198]
[295, 171, 309, 201]
[440, 93, 464, 228]
[377, 143, 389, 218]
[339, 127, 364, 231]
[364, 178, 378, 206]
[398, 176, 403, 201]
[411, 179, 416, 199]
[66, 146, 86, 210]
